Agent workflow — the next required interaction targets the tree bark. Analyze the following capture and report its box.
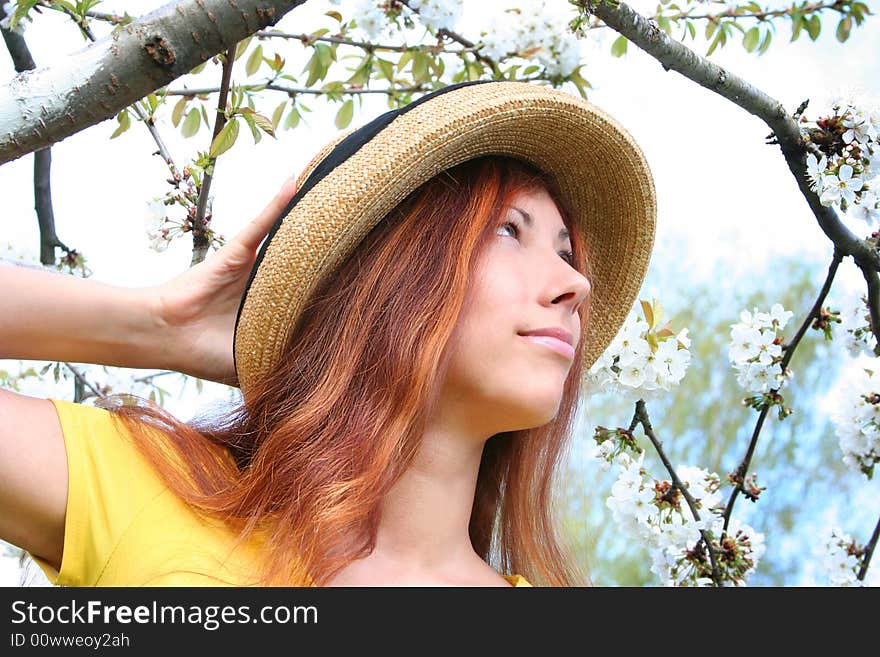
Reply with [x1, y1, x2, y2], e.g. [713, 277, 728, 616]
[0, 0, 306, 166]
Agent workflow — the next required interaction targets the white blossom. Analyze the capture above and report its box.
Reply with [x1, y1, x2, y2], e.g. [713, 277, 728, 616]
[830, 363, 880, 477]
[144, 199, 172, 253]
[806, 152, 829, 194]
[351, 0, 391, 41]
[835, 293, 876, 358]
[728, 304, 793, 395]
[408, 0, 461, 32]
[478, 1, 582, 77]
[820, 527, 864, 587]
[586, 308, 691, 400]
[820, 164, 864, 207]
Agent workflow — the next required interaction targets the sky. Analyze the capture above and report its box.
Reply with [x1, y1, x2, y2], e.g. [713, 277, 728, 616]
[1, 0, 879, 586]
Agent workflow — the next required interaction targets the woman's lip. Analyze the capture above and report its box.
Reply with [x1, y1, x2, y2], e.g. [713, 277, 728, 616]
[520, 335, 575, 360]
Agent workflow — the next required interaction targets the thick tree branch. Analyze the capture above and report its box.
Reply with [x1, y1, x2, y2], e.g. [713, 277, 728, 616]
[581, 0, 880, 377]
[581, 6, 879, 254]
[0, 0, 306, 166]
[41, 3, 185, 208]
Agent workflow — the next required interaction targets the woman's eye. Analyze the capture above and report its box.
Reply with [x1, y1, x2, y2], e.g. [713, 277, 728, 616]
[498, 221, 519, 238]
[500, 221, 575, 266]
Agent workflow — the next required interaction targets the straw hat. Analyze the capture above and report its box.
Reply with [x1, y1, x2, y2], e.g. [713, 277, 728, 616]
[233, 80, 656, 397]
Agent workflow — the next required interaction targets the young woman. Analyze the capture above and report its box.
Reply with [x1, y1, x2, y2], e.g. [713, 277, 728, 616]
[0, 81, 656, 587]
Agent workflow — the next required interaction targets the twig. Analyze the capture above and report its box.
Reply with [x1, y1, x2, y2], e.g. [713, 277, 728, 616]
[62, 363, 105, 399]
[191, 45, 235, 266]
[398, 0, 502, 78]
[164, 82, 428, 97]
[721, 250, 843, 531]
[630, 399, 722, 586]
[254, 29, 478, 55]
[132, 370, 180, 384]
[858, 512, 880, 582]
[1, 4, 71, 266]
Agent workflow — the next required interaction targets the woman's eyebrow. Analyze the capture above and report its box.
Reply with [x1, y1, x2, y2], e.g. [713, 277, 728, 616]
[510, 206, 571, 244]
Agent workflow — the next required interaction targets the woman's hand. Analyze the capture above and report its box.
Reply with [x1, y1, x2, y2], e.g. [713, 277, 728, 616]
[149, 177, 299, 387]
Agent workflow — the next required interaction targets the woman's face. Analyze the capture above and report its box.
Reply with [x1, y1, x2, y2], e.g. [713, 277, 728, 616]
[439, 186, 592, 439]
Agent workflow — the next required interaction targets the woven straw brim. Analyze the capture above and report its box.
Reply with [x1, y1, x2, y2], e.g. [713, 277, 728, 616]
[234, 81, 656, 397]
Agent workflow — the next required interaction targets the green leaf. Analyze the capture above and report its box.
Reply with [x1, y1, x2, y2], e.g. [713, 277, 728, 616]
[316, 43, 333, 68]
[284, 106, 301, 130]
[190, 61, 207, 75]
[235, 37, 252, 61]
[171, 96, 187, 127]
[304, 49, 329, 87]
[272, 101, 287, 131]
[706, 30, 723, 56]
[326, 10, 343, 22]
[653, 298, 664, 329]
[522, 65, 540, 76]
[335, 99, 354, 129]
[209, 117, 240, 158]
[109, 109, 131, 139]
[743, 26, 760, 52]
[397, 49, 413, 73]
[758, 28, 773, 54]
[250, 111, 276, 137]
[377, 58, 395, 81]
[611, 34, 628, 57]
[687, 21, 696, 41]
[246, 44, 264, 77]
[791, 14, 803, 42]
[806, 14, 821, 40]
[241, 112, 262, 144]
[181, 107, 201, 138]
[836, 15, 852, 42]
[146, 93, 158, 113]
[346, 54, 372, 85]
[412, 52, 429, 84]
[705, 19, 717, 40]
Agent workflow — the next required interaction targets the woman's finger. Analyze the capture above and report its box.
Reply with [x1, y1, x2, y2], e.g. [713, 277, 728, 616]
[233, 176, 299, 252]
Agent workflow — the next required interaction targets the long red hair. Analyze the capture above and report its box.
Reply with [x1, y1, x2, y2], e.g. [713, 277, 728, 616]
[102, 155, 594, 586]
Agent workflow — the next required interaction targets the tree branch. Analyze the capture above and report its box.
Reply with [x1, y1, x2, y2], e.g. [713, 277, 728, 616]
[578, 2, 880, 283]
[37, 2, 185, 213]
[721, 250, 843, 530]
[254, 29, 479, 55]
[0, 0, 307, 166]
[2, 3, 71, 266]
[164, 82, 428, 97]
[63, 362, 105, 400]
[398, 0, 502, 77]
[191, 45, 235, 266]
[858, 511, 880, 582]
[630, 399, 722, 586]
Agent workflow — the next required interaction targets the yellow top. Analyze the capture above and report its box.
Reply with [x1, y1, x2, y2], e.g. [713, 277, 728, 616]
[28, 398, 532, 588]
